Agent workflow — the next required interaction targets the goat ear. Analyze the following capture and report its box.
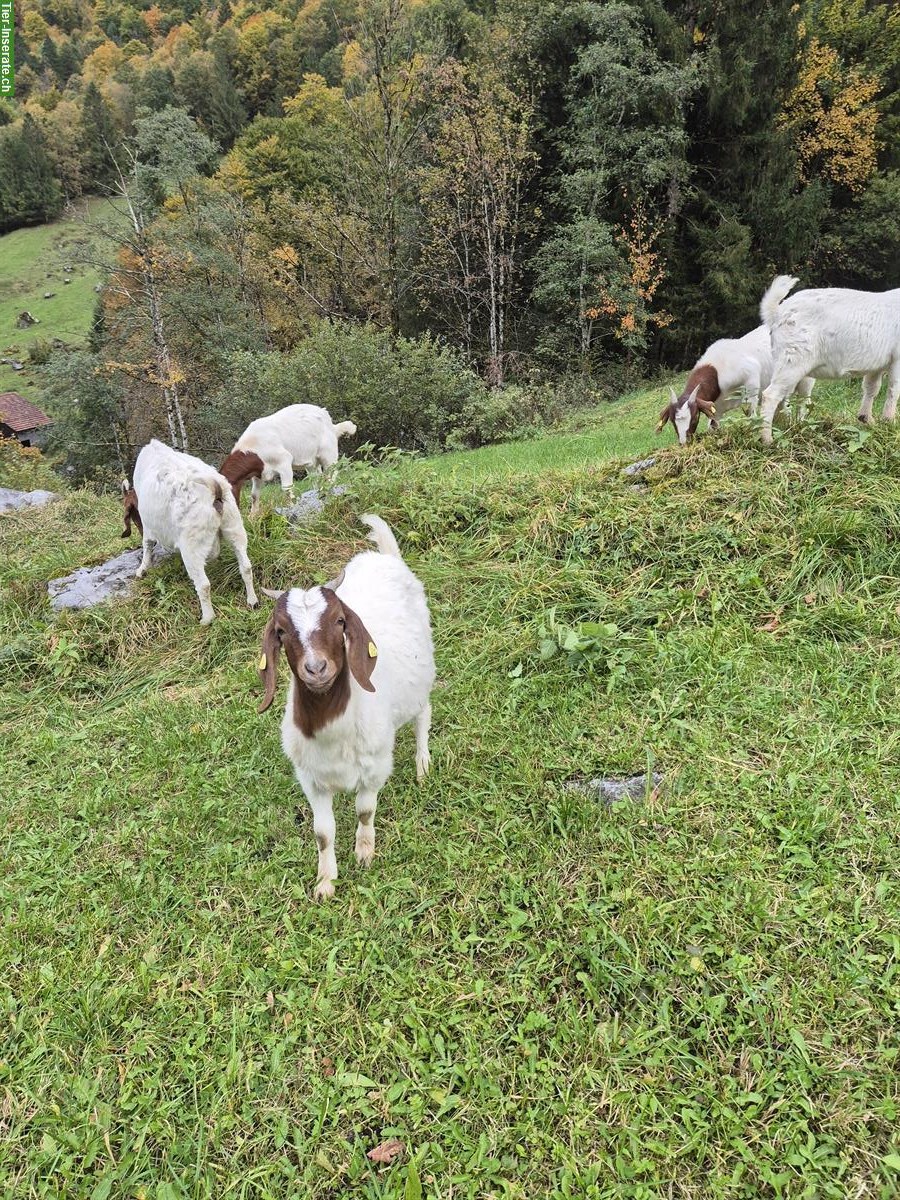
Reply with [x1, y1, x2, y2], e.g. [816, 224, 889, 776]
[339, 599, 377, 693]
[697, 398, 717, 418]
[258, 614, 283, 713]
[656, 404, 671, 433]
[262, 587, 285, 600]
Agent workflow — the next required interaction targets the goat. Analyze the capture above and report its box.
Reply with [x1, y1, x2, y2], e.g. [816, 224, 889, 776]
[657, 307, 816, 445]
[122, 439, 258, 624]
[258, 514, 435, 900]
[759, 275, 900, 444]
[219, 404, 357, 515]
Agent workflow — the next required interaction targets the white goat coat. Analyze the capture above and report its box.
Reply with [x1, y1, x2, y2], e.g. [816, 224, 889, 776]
[700, 326, 777, 402]
[759, 276, 900, 441]
[235, 404, 354, 478]
[281, 551, 435, 798]
[764, 285, 900, 380]
[132, 439, 256, 623]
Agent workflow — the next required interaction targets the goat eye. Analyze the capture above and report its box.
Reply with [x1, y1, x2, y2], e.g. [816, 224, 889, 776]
[337, 617, 346, 630]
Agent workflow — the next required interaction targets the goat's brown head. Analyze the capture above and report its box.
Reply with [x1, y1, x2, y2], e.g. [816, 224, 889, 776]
[120, 480, 143, 538]
[258, 581, 377, 729]
[219, 449, 265, 505]
[655, 364, 721, 445]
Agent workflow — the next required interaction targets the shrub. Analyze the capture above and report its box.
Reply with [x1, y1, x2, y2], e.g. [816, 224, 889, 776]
[0, 437, 62, 491]
[28, 338, 52, 365]
[200, 323, 491, 456]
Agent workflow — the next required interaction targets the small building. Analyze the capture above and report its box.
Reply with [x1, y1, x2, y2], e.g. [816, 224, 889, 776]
[0, 392, 54, 448]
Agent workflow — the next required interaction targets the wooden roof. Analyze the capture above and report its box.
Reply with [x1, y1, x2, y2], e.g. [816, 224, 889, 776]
[0, 392, 53, 433]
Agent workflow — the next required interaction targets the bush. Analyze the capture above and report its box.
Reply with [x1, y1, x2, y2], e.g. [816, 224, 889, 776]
[199, 323, 491, 456]
[28, 338, 52, 365]
[0, 437, 62, 491]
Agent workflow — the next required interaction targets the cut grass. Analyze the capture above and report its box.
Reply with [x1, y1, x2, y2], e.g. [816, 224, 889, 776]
[2, 394, 900, 1198]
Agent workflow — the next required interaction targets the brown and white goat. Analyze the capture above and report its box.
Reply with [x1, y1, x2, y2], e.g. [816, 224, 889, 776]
[258, 514, 434, 899]
[657, 314, 816, 445]
[221, 403, 356, 514]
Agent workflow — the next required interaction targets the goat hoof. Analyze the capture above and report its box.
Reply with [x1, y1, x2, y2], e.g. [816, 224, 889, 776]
[355, 841, 374, 868]
[248, 599, 260, 610]
[416, 754, 431, 782]
[313, 879, 335, 901]
[858, 414, 872, 425]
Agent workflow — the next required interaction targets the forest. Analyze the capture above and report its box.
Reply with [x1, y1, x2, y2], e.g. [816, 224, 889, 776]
[2, 0, 899, 476]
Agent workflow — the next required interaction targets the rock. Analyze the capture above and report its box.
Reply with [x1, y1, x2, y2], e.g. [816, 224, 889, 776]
[0, 487, 59, 514]
[94, 284, 103, 293]
[16, 311, 39, 328]
[275, 484, 349, 525]
[43, 292, 56, 299]
[622, 456, 657, 477]
[63, 279, 72, 285]
[563, 771, 662, 806]
[47, 545, 170, 611]
[11, 361, 24, 371]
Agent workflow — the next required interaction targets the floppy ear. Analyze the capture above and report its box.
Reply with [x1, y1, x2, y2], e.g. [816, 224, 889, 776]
[121, 488, 143, 538]
[697, 398, 717, 418]
[338, 598, 377, 693]
[656, 403, 671, 434]
[258, 611, 283, 713]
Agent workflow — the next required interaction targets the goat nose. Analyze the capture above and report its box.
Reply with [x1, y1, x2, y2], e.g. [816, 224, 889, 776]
[304, 656, 328, 676]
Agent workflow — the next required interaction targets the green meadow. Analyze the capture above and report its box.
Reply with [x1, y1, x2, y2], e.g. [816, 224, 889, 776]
[0, 199, 116, 398]
[2, 387, 899, 1198]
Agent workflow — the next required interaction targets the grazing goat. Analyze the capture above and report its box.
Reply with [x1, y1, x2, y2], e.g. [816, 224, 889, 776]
[258, 514, 435, 900]
[220, 404, 357, 514]
[759, 275, 900, 444]
[123, 439, 258, 624]
[657, 307, 816, 445]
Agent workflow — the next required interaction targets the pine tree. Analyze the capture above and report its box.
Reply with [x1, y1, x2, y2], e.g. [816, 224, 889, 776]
[80, 82, 119, 189]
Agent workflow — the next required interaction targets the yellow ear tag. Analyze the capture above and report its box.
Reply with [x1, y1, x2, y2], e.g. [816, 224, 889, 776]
[368, 641, 378, 659]
[258, 652, 267, 671]
[709, 405, 716, 415]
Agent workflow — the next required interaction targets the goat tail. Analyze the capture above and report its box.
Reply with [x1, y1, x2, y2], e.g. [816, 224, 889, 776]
[212, 480, 225, 516]
[361, 513, 402, 558]
[760, 274, 799, 328]
[333, 420, 357, 438]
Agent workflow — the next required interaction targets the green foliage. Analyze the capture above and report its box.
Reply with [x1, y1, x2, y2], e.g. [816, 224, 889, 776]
[41, 350, 131, 484]
[0, 437, 61, 490]
[204, 323, 491, 455]
[0, 114, 64, 233]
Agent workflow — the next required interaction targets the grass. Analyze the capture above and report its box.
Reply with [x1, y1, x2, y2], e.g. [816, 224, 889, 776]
[426, 378, 865, 481]
[0, 198, 118, 398]
[2, 387, 900, 1198]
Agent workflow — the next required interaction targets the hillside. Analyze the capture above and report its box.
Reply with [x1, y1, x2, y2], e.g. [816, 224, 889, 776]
[0, 199, 114, 398]
[2, 407, 899, 1196]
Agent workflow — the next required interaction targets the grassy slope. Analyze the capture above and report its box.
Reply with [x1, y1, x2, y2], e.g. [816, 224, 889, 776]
[2, 391, 900, 1198]
[0, 199, 116, 398]
[427, 378, 864, 480]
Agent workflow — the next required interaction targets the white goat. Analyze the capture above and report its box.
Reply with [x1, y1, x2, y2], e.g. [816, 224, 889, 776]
[258, 514, 435, 900]
[657, 298, 815, 444]
[123, 439, 258, 625]
[759, 275, 900, 444]
[220, 404, 357, 515]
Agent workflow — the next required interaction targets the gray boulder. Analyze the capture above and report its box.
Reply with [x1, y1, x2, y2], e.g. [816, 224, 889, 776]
[0, 487, 59, 514]
[48, 545, 170, 611]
